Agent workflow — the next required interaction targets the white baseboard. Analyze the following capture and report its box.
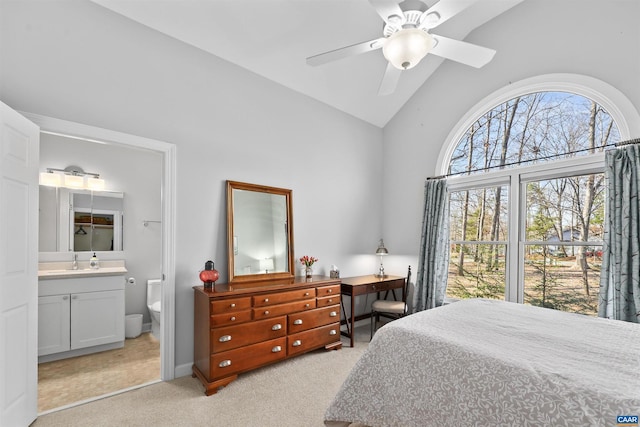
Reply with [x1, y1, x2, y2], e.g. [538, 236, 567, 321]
[174, 362, 193, 378]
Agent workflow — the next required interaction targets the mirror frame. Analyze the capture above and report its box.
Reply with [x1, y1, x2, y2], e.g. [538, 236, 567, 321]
[227, 180, 294, 284]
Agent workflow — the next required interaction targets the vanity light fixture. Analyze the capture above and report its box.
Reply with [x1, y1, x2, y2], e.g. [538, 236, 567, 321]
[375, 239, 389, 278]
[39, 165, 106, 190]
[259, 258, 275, 274]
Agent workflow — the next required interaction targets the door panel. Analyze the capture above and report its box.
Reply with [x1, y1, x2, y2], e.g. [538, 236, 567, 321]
[0, 102, 39, 426]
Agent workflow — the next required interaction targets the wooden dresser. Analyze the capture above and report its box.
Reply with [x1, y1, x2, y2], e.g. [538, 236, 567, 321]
[193, 276, 342, 395]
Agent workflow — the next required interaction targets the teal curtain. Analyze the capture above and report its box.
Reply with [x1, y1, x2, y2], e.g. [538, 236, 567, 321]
[412, 178, 449, 312]
[599, 143, 640, 322]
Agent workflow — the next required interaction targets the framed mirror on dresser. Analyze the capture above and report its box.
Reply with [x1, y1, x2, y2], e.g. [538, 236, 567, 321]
[226, 180, 295, 285]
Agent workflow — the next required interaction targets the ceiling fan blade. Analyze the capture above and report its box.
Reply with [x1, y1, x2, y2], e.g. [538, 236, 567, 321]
[306, 37, 386, 66]
[378, 62, 402, 96]
[368, 0, 406, 27]
[419, 0, 480, 30]
[429, 35, 496, 68]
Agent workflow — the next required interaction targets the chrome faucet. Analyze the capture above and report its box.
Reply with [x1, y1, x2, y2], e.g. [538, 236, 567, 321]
[72, 253, 78, 270]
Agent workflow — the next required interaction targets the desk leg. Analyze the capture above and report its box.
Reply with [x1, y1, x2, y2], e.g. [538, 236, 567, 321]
[340, 294, 350, 339]
[350, 292, 355, 347]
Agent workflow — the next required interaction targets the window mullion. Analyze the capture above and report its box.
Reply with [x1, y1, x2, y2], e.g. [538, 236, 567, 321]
[506, 172, 520, 303]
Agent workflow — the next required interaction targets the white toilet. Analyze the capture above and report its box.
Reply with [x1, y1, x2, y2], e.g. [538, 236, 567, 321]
[147, 279, 162, 340]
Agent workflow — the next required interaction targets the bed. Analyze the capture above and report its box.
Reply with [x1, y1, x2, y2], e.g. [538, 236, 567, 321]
[324, 298, 640, 427]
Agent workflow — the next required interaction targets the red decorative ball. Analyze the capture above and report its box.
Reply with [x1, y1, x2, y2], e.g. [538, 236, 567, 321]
[199, 269, 219, 284]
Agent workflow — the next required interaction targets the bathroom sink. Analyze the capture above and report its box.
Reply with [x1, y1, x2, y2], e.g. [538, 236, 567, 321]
[38, 261, 127, 279]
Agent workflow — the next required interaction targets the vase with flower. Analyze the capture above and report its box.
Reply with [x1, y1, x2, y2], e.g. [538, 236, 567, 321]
[300, 255, 318, 279]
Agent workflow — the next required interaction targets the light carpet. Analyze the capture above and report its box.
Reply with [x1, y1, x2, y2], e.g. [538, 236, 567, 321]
[32, 325, 372, 427]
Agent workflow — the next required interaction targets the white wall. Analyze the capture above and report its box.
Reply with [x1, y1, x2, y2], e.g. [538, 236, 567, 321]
[382, 0, 640, 256]
[0, 0, 384, 370]
[39, 133, 163, 324]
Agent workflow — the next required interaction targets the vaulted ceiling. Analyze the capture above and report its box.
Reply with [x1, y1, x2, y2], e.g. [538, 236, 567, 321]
[92, 0, 524, 127]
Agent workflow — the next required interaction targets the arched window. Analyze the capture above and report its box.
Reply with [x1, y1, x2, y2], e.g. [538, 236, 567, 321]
[449, 92, 620, 176]
[440, 75, 638, 316]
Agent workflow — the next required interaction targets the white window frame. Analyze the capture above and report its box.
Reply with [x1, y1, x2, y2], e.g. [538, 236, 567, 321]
[440, 73, 639, 306]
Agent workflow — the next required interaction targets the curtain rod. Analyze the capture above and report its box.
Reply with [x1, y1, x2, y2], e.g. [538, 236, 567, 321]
[426, 137, 640, 181]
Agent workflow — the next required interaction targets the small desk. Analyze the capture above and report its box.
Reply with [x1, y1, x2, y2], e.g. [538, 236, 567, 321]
[340, 275, 405, 347]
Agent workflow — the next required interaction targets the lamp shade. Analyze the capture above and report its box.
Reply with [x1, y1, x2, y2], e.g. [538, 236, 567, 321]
[39, 172, 62, 187]
[376, 239, 389, 255]
[86, 177, 105, 191]
[260, 258, 275, 273]
[63, 174, 85, 188]
[383, 28, 434, 70]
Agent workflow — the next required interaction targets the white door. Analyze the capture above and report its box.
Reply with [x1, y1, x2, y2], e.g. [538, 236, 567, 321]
[71, 290, 124, 350]
[0, 102, 39, 426]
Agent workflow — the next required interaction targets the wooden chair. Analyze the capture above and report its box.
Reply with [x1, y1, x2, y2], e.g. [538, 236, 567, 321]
[370, 266, 412, 339]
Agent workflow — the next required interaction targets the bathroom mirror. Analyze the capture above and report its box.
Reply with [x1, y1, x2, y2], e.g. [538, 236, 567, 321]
[39, 186, 124, 252]
[227, 181, 294, 284]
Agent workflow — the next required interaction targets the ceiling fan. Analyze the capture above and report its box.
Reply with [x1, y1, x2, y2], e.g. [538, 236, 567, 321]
[306, 0, 496, 95]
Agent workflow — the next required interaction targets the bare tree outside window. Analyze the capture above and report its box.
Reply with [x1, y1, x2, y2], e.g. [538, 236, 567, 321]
[446, 92, 619, 315]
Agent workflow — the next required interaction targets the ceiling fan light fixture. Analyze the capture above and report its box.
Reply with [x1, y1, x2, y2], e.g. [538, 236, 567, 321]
[382, 28, 434, 70]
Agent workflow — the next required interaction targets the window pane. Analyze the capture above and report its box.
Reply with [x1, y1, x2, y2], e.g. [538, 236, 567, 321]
[523, 244, 601, 315]
[525, 174, 605, 243]
[449, 92, 620, 176]
[447, 243, 506, 300]
[449, 186, 508, 242]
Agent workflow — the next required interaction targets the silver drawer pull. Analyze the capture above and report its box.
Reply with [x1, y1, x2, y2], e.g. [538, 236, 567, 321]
[329, 311, 337, 317]
[328, 299, 334, 303]
[271, 346, 282, 353]
[304, 292, 310, 296]
[292, 340, 302, 347]
[218, 360, 231, 368]
[230, 316, 236, 321]
[293, 319, 303, 325]
[218, 335, 232, 342]
[264, 310, 270, 315]
[329, 329, 337, 335]
[230, 303, 236, 308]
[304, 303, 310, 308]
[328, 289, 333, 293]
[271, 323, 282, 331]
[264, 298, 269, 303]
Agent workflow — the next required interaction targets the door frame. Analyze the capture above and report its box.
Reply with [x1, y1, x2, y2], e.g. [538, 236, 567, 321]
[23, 112, 176, 381]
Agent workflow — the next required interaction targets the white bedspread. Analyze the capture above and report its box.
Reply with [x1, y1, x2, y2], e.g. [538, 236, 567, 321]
[324, 299, 640, 427]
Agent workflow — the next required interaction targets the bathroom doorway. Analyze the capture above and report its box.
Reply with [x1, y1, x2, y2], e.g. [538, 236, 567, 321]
[30, 113, 176, 414]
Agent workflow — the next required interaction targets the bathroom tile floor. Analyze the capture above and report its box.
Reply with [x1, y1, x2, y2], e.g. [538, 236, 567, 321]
[38, 332, 160, 413]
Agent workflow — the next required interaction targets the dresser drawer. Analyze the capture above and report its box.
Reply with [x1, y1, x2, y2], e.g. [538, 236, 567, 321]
[288, 322, 340, 356]
[317, 295, 340, 308]
[288, 305, 340, 334]
[210, 309, 252, 328]
[253, 299, 316, 320]
[211, 297, 252, 314]
[253, 288, 315, 307]
[210, 337, 287, 380]
[316, 284, 340, 298]
[212, 316, 287, 353]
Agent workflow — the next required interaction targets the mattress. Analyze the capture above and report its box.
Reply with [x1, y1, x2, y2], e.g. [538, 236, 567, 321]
[324, 299, 640, 427]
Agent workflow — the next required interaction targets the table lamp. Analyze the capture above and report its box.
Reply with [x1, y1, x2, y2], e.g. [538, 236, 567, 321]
[375, 239, 388, 278]
[260, 258, 275, 274]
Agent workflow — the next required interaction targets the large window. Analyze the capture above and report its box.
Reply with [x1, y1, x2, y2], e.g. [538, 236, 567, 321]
[445, 91, 619, 315]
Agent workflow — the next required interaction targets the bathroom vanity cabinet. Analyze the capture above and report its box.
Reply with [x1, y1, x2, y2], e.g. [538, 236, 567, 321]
[193, 276, 342, 395]
[38, 273, 126, 362]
